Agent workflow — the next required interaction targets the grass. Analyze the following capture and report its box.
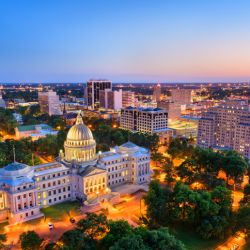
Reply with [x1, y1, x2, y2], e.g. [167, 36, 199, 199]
[41, 201, 81, 222]
[170, 225, 223, 250]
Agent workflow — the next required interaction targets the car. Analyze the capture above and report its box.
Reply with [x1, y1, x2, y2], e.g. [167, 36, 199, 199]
[48, 222, 54, 230]
[70, 217, 76, 224]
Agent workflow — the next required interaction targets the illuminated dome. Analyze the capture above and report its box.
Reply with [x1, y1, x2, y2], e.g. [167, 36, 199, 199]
[64, 111, 96, 163]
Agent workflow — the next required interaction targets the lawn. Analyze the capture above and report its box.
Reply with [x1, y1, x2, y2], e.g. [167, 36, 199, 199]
[170, 225, 223, 250]
[41, 201, 81, 222]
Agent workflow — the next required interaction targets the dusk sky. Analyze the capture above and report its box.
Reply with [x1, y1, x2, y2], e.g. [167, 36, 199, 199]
[1, 0, 250, 83]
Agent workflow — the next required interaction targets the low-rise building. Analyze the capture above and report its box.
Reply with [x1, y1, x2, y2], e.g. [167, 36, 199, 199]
[15, 124, 58, 140]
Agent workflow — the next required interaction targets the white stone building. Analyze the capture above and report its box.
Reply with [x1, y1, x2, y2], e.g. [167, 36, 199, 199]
[0, 112, 150, 224]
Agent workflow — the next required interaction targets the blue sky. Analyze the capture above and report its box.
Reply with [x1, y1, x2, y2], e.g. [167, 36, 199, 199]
[0, 0, 250, 83]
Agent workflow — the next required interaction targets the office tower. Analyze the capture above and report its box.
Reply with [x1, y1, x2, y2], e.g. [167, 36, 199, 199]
[100, 89, 122, 110]
[38, 90, 62, 116]
[170, 88, 193, 105]
[152, 83, 161, 102]
[157, 100, 181, 121]
[122, 91, 136, 107]
[86, 80, 112, 109]
[120, 107, 172, 144]
[197, 102, 250, 159]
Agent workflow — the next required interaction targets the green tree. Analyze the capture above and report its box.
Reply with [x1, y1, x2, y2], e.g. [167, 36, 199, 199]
[48, 115, 66, 130]
[76, 213, 108, 240]
[163, 157, 175, 185]
[111, 130, 126, 146]
[110, 234, 146, 250]
[0, 108, 17, 135]
[176, 159, 201, 184]
[137, 227, 187, 250]
[59, 229, 95, 250]
[240, 184, 250, 205]
[101, 220, 133, 249]
[235, 205, 250, 238]
[143, 180, 171, 227]
[19, 231, 43, 250]
[222, 151, 248, 185]
[151, 152, 165, 168]
[0, 234, 7, 250]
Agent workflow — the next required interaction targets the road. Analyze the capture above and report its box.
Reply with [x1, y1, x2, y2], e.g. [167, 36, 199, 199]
[215, 232, 246, 250]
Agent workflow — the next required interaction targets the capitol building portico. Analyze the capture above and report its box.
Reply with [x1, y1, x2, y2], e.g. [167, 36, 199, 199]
[0, 111, 151, 224]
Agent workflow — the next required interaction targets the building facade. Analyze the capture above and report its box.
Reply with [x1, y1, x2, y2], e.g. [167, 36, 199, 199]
[122, 91, 136, 108]
[157, 101, 181, 121]
[152, 84, 161, 102]
[197, 103, 250, 159]
[38, 90, 62, 116]
[0, 112, 150, 224]
[86, 80, 112, 109]
[15, 124, 58, 140]
[120, 107, 172, 144]
[100, 89, 123, 110]
[170, 88, 193, 105]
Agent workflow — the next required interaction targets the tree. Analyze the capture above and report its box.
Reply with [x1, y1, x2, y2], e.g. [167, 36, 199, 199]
[111, 130, 126, 146]
[137, 227, 187, 250]
[0, 108, 17, 135]
[76, 213, 108, 240]
[163, 157, 175, 185]
[240, 184, 250, 205]
[59, 229, 95, 250]
[176, 159, 201, 184]
[143, 180, 172, 227]
[19, 231, 43, 250]
[48, 115, 66, 130]
[221, 151, 248, 185]
[151, 152, 165, 168]
[167, 138, 194, 160]
[110, 234, 146, 250]
[235, 205, 250, 238]
[101, 220, 133, 249]
[0, 234, 6, 250]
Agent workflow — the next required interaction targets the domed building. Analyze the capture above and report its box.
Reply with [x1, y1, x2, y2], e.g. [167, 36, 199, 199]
[0, 111, 150, 225]
[64, 112, 96, 164]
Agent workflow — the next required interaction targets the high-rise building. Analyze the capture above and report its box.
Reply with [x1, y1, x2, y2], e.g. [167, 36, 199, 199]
[38, 90, 62, 116]
[100, 89, 122, 110]
[0, 92, 6, 108]
[122, 91, 136, 108]
[197, 102, 250, 159]
[157, 101, 181, 121]
[170, 88, 193, 105]
[120, 107, 172, 144]
[86, 80, 112, 109]
[152, 83, 161, 102]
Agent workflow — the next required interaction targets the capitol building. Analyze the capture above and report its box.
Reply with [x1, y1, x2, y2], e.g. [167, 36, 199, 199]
[0, 112, 151, 224]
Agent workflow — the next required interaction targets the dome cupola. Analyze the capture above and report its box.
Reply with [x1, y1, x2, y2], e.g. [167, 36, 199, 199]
[64, 111, 96, 163]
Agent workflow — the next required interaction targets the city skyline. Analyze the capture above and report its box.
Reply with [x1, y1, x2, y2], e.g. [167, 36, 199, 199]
[1, 0, 250, 83]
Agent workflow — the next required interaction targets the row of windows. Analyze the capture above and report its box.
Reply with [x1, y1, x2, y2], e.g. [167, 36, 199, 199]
[85, 178, 105, 187]
[16, 184, 33, 191]
[85, 184, 105, 194]
[37, 171, 70, 181]
[17, 193, 33, 200]
[109, 178, 126, 186]
[38, 178, 69, 189]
